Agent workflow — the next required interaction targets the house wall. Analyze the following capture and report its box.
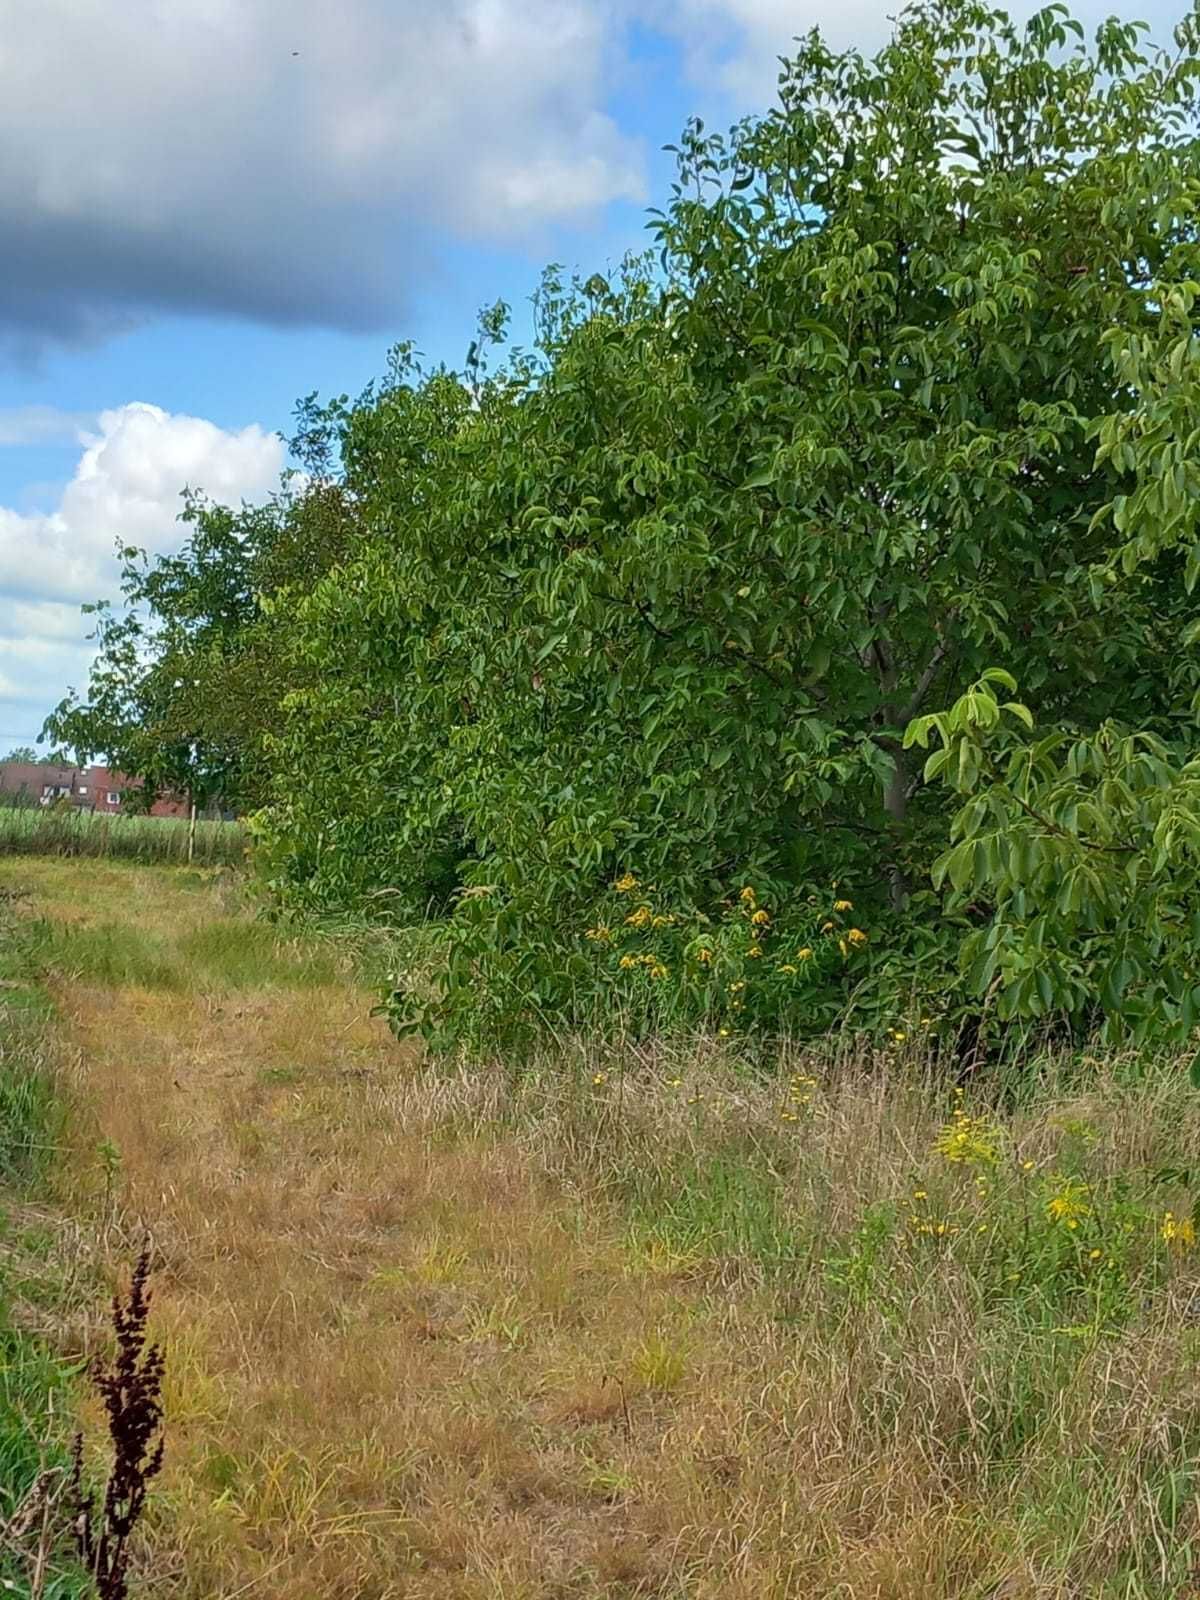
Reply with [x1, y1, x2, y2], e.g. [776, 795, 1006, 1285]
[0, 761, 192, 817]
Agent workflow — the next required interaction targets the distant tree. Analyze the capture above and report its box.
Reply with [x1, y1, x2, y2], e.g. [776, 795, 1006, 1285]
[43, 478, 364, 815]
[2, 746, 37, 763]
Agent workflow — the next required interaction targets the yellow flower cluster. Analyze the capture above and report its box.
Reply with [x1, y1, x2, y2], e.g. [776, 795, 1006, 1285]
[908, 1217, 959, 1239]
[933, 1106, 1000, 1167]
[625, 904, 653, 929]
[618, 953, 669, 979]
[585, 925, 612, 943]
[1162, 1211, 1196, 1250]
[750, 908, 771, 927]
[1045, 1178, 1090, 1230]
[614, 872, 639, 893]
[779, 1072, 820, 1123]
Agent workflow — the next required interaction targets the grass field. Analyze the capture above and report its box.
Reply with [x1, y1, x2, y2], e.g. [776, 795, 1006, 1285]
[4, 856, 1200, 1597]
[0, 890, 95, 1597]
[0, 804, 245, 866]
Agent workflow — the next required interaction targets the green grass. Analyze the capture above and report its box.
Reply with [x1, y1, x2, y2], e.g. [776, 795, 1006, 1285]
[0, 1317, 92, 1600]
[30, 913, 345, 993]
[623, 1147, 801, 1272]
[0, 802, 245, 866]
[0, 906, 93, 1596]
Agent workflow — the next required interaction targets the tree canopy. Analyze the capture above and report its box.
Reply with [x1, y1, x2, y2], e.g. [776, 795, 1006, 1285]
[50, 0, 1200, 1053]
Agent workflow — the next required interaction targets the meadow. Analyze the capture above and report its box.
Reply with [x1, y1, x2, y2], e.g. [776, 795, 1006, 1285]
[2, 856, 1200, 1597]
[0, 803, 245, 868]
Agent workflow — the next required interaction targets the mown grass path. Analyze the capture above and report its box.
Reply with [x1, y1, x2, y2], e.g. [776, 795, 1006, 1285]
[6, 857, 1200, 1599]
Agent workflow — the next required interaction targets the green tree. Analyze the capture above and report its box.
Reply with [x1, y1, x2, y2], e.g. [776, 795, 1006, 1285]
[255, 0, 1200, 1048]
[908, 673, 1200, 1048]
[44, 477, 363, 815]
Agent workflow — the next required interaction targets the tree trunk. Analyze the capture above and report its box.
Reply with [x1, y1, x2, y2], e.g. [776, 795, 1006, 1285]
[883, 745, 910, 912]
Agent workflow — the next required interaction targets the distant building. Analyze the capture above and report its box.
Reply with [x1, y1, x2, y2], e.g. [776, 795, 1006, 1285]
[0, 761, 190, 818]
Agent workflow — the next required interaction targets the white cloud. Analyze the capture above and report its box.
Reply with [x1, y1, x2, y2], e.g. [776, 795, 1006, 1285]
[0, 0, 646, 355]
[0, 403, 283, 743]
[654, 0, 1188, 111]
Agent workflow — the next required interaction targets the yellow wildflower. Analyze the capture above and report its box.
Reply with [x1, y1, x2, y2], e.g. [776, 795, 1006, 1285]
[1046, 1179, 1090, 1230]
[750, 908, 771, 926]
[729, 980, 746, 992]
[838, 938, 848, 958]
[647, 962, 669, 981]
[847, 927, 868, 946]
[614, 872, 639, 893]
[592, 1072, 607, 1086]
[796, 947, 813, 962]
[780, 964, 797, 975]
[585, 925, 612, 943]
[651, 914, 675, 928]
[934, 1109, 1000, 1167]
[695, 947, 713, 966]
[1162, 1211, 1196, 1251]
[618, 955, 638, 970]
[718, 1028, 730, 1037]
[833, 899, 853, 912]
[747, 944, 764, 959]
[740, 886, 757, 907]
[821, 921, 834, 933]
[624, 905, 652, 928]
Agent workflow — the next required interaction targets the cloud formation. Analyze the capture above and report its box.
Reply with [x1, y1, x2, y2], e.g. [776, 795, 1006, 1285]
[659, 0, 1188, 105]
[0, 407, 98, 448]
[5, 0, 1188, 359]
[0, 0, 645, 358]
[0, 404, 283, 745]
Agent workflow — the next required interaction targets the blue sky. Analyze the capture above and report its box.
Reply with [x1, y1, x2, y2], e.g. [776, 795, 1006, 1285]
[0, 0, 1185, 751]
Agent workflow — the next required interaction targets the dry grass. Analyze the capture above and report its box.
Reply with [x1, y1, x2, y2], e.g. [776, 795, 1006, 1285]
[5, 857, 1200, 1598]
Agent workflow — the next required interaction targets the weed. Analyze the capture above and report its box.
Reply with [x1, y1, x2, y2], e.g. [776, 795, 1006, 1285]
[72, 1249, 165, 1600]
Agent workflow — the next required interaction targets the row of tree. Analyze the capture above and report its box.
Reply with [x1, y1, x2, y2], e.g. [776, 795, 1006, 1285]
[48, 0, 1200, 1052]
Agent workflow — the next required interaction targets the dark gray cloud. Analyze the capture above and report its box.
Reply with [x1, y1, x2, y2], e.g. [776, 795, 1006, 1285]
[6, 0, 1185, 357]
[0, 0, 645, 355]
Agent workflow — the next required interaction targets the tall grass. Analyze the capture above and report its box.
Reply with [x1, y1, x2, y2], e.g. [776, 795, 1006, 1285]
[11, 855, 1200, 1596]
[0, 904, 92, 1596]
[0, 800, 245, 866]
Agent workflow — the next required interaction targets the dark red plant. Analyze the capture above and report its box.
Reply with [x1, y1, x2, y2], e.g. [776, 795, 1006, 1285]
[71, 1249, 165, 1600]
